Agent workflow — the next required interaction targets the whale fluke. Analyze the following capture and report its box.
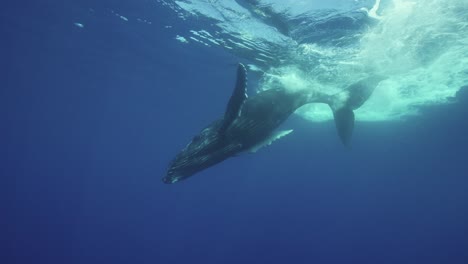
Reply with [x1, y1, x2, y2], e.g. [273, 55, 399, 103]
[329, 75, 386, 146]
[333, 108, 355, 146]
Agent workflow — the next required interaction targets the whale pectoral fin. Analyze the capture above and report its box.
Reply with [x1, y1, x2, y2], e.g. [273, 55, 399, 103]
[219, 63, 248, 134]
[333, 108, 355, 147]
[248, 129, 293, 153]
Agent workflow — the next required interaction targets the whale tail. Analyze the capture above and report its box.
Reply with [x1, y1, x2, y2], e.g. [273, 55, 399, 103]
[327, 75, 386, 146]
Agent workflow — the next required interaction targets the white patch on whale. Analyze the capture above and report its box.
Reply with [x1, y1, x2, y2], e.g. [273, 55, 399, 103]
[248, 129, 294, 153]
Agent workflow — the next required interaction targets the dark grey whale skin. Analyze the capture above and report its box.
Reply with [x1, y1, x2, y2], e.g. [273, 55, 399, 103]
[163, 64, 384, 184]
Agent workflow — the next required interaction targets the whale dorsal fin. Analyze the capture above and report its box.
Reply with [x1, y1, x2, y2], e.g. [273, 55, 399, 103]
[219, 63, 248, 134]
[248, 130, 294, 153]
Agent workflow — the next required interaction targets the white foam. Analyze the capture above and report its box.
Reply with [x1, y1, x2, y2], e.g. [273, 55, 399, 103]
[162, 0, 468, 122]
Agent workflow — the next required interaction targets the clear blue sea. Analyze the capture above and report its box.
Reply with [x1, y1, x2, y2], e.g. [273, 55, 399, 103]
[3, 0, 468, 263]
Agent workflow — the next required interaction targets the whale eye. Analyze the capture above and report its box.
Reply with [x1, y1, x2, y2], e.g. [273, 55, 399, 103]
[192, 135, 201, 142]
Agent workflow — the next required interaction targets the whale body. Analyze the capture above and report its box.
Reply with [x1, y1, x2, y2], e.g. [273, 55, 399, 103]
[163, 64, 384, 184]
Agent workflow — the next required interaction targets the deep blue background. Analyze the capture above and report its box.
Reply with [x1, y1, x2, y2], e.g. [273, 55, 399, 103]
[2, 1, 468, 263]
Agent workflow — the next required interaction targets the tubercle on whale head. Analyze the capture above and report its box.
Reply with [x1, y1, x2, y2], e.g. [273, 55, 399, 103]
[162, 121, 227, 184]
[162, 176, 176, 184]
[162, 167, 182, 184]
[162, 149, 208, 184]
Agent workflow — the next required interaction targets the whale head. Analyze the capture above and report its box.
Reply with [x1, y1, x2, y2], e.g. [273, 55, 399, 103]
[163, 120, 240, 184]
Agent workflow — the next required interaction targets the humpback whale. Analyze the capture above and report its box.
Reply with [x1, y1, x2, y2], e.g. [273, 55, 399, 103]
[163, 64, 384, 184]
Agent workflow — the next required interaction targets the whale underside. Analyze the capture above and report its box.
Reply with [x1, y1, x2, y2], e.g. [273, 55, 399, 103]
[163, 64, 385, 184]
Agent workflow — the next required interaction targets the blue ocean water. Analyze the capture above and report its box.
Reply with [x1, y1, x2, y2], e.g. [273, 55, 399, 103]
[3, 0, 468, 263]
